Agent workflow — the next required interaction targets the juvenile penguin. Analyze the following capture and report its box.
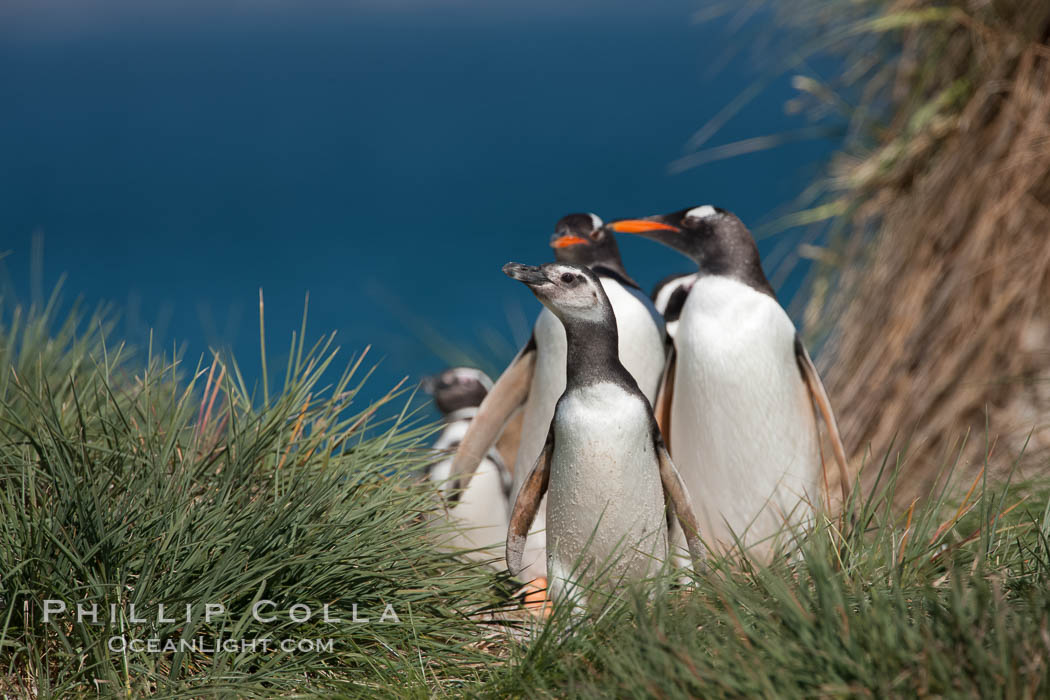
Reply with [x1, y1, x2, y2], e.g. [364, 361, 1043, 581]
[422, 367, 512, 570]
[448, 213, 665, 588]
[502, 262, 704, 609]
[608, 206, 850, 561]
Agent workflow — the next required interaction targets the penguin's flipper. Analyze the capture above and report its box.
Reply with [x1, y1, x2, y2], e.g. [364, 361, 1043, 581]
[655, 437, 705, 571]
[506, 430, 553, 577]
[654, 344, 676, 443]
[794, 336, 851, 508]
[448, 339, 537, 496]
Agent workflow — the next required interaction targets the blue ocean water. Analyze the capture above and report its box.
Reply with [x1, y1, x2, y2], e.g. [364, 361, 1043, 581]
[0, 2, 835, 409]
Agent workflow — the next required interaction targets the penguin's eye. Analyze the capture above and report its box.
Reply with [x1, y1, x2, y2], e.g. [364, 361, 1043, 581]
[560, 272, 576, 284]
[589, 228, 603, 240]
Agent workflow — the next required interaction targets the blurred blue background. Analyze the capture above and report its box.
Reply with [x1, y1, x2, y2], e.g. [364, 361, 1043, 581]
[0, 1, 835, 407]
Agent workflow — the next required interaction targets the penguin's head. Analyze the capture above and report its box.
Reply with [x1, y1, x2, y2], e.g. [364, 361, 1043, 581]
[502, 261, 612, 326]
[421, 367, 493, 416]
[549, 212, 622, 267]
[606, 205, 771, 293]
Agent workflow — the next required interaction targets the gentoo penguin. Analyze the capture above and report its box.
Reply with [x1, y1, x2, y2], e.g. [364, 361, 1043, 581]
[650, 272, 698, 343]
[649, 272, 698, 445]
[608, 205, 850, 560]
[501, 262, 704, 609]
[447, 213, 666, 589]
[422, 367, 512, 570]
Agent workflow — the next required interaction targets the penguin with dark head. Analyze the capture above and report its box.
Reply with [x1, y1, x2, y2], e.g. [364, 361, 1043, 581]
[607, 204, 851, 562]
[609, 205, 773, 297]
[550, 213, 638, 289]
[421, 366, 512, 572]
[646, 271, 697, 448]
[423, 367, 493, 417]
[650, 272, 698, 342]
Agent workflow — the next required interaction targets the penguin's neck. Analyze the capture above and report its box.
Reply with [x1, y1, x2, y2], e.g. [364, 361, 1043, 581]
[563, 320, 622, 387]
[689, 256, 771, 296]
[681, 233, 776, 297]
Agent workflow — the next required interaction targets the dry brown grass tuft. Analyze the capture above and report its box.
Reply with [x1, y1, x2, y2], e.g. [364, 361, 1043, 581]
[804, 0, 1050, 506]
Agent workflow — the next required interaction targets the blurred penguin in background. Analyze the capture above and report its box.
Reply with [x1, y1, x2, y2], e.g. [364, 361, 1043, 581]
[422, 367, 512, 570]
[650, 272, 698, 345]
[649, 272, 698, 443]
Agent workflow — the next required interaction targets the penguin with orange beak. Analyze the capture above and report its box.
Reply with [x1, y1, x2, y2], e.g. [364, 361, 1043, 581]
[607, 205, 850, 561]
[447, 213, 666, 590]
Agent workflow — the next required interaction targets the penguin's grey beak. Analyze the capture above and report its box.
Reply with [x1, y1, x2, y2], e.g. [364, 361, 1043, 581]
[502, 262, 549, 286]
[607, 218, 680, 234]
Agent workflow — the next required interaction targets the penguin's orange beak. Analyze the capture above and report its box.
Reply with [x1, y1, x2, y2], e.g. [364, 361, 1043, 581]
[551, 234, 589, 248]
[608, 219, 680, 234]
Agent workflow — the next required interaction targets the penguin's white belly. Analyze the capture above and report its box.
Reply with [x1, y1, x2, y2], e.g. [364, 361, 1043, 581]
[514, 279, 665, 494]
[510, 278, 665, 581]
[429, 457, 509, 567]
[546, 382, 667, 606]
[672, 276, 819, 558]
[428, 423, 510, 569]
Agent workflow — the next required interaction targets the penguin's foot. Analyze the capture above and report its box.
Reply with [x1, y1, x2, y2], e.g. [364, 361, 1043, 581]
[520, 577, 551, 618]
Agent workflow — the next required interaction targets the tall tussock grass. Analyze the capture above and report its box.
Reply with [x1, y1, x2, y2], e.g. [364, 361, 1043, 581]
[778, 0, 1050, 506]
[0, 292, 506, 697]
[0, 290, 1048, 697]
[483, 453, 1050, 698]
